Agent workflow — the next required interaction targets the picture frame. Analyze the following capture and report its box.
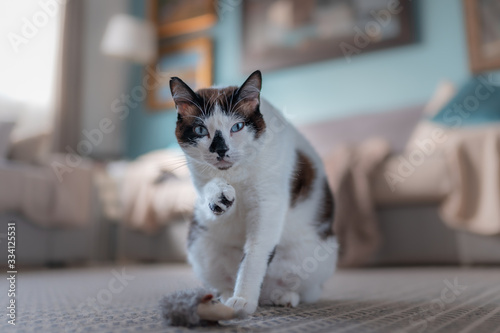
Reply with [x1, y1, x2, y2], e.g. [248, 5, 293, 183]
[149, 0, 217, 38]
[147, 38, 213, 110]
[464, 0, 500, 74]
[241, 0, 415, 72]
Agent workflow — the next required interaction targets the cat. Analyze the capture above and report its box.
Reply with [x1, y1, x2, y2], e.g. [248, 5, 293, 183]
[169, 70, 338, 315]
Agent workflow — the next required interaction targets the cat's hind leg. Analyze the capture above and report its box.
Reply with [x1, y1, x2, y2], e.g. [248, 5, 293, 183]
[259, 249, 303, 307]
[260, 237, 338, 307]
[260, 275, 301, 307]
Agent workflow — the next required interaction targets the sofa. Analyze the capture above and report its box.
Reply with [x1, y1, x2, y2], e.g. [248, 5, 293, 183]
[3, 104, 499, 267]
[0, 135, 100, 266]
[300, 104, 500, 265]
[110, 103, 500, 266]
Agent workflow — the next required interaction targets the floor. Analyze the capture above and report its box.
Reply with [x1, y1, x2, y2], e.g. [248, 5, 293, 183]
[1, 264, 500, 333]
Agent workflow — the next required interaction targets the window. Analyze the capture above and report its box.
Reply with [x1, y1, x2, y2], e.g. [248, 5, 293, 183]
[0, 0, 63, 134]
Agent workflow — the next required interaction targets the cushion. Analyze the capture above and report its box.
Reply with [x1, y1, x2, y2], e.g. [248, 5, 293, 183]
[431, 75, 500, 126]
[300, 105, 424, 157]
[405, 80, 456, 153]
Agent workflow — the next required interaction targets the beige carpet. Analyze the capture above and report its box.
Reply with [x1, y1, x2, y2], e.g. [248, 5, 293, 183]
[1, 264, 500, 332]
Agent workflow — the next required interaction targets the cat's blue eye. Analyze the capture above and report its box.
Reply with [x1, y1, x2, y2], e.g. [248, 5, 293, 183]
[231, 122, 245, 133]
[193, 126, 208, 136]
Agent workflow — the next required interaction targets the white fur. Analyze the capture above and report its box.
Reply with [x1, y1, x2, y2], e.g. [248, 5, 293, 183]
[182, 98, 338, 315]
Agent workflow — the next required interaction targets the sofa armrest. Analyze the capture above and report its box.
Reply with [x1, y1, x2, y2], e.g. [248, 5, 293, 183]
[371, 155, 451, 206]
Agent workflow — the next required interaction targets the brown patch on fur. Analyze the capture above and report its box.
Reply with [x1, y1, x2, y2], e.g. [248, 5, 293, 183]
[196, 86, 239, 112]
[290, 150, 316, 207]
[175, 116, 197, 146]
[244, 107, 266, 139]
[187, 216, 207, 248]
[315, 178, 335, 239]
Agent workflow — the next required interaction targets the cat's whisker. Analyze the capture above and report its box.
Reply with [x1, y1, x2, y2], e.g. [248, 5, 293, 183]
[184, 115, 206, 123]
[228, 90, 235, 116]
[229, 97, 248, 115]
[158, 159, 189, 168]
[157, 155, 188, 162]
[158, 160, 188, 169]
[167, 163, 189, 172]
[173, 93, 204, 114]
[207, 90, 219, 112]
[158, 162, 188, 169]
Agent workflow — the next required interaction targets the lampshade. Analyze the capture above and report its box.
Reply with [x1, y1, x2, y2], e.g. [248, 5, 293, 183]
[101, 14, 157, 64]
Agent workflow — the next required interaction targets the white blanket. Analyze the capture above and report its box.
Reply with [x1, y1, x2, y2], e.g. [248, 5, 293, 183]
[120, 150, 196, 233]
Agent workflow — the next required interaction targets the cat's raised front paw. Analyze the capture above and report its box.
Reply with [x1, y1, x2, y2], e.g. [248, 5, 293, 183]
[205, 180, 235, 216]
[225, 296, 258, 315]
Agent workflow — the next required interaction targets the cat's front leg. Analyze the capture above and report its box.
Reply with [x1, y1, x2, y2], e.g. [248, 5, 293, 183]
[199, 178, 236, 222]
[226, 197, 287, 314]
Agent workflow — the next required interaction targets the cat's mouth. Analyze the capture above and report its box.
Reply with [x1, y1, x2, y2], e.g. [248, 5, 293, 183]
[214, 160, 233, 170]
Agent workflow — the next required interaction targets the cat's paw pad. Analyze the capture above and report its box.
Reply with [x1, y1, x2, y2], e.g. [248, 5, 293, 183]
[275, 291, 300, 308]
[225, 296, 257, 315]
[206, 181, 235, 216]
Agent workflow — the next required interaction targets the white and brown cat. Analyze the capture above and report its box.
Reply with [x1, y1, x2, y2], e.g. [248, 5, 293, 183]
[170, 70, 337, 315]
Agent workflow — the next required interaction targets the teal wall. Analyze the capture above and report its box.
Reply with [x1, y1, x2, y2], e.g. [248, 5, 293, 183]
[127, 0, 470, 159]
[126, 0, 178, 158]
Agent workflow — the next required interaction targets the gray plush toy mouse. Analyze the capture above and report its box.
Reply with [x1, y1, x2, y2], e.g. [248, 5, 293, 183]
[159, 288, 245, 327]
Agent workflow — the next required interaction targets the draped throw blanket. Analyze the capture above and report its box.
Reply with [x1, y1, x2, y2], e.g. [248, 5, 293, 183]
[324, 138, 390, 268]
[322, 125, 500, 267]
[440, 126, 500, 235]
[121, 150, 196, 233]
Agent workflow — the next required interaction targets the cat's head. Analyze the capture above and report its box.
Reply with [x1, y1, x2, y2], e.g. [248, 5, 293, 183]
[169, 70, 266, 171]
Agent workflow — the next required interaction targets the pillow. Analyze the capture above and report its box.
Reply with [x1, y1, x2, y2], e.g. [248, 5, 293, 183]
[405, 81, 456, 153]
[422, 80, 457, 118]
[431, 75, 500, 126]
[0, 121, 15, 161]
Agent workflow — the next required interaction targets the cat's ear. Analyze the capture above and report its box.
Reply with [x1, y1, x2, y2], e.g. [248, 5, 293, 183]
[169, 77, 199, 116]
[236, 70, 262, 110]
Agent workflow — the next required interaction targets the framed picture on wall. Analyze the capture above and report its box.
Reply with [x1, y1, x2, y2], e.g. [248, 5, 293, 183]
[465, 0, 500, 73]
[147, 38, 213, 110]
[149, 0, 217, 38]
[242, 0, 415, 72]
